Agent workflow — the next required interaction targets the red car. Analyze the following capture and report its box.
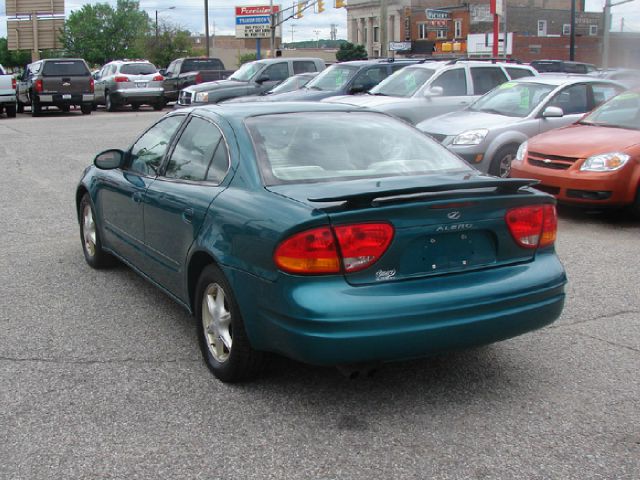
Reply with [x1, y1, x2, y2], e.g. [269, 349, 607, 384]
[511, 89, 640, 216]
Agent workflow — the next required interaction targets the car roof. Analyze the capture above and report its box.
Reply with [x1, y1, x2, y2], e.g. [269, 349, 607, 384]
[514, 74, 622, 86]
[254, 57, 323, 64]
[400, 60, 534, 71]
[178, 101, 367, 121]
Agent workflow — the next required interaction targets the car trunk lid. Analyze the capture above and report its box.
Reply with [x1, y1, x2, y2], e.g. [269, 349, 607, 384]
[268, 174, 552, 285]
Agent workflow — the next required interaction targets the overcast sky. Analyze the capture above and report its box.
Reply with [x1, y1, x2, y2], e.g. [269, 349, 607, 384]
[1, 0, 639, 43]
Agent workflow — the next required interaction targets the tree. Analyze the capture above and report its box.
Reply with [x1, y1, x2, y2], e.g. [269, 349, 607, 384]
[0, 38, 31, 69]
[61, 0, 151, 66]
[140, 22, 193, 68]
[237, 53, 257, 67]
[335, 42, 367, 62]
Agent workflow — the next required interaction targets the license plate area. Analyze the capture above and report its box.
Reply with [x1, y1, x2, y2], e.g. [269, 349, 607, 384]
[421, 231, 496, 272]
[135, 82, 147, 88]
[62, 94, 72, 100]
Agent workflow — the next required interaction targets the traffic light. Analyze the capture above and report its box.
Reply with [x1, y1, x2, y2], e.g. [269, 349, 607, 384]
[317, 0, 325, 13]
[335, 0, 346, 8]
[296, 1, 306, 19]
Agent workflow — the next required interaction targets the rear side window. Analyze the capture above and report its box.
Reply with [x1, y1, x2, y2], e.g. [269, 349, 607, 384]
[506, 67, 534, 79]
[592, 83, 621, 107]
[293, 61, 318, 74]
[42, 61, 89, 77]
[432, 69, 467, 96]
[165, 116, 229, 183]
[548, 84, 590, 115]
[352, 66, 389, 91]
[120, 63, 157, 75]
[470, 67, 508, 95]
[182, 59, 224, 72]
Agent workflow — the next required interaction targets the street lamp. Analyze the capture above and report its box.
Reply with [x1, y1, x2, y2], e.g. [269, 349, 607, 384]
[155, 6, 175, 39]
[314, 29, 321, 49]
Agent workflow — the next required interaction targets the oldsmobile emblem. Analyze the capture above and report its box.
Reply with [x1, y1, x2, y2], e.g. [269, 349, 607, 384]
[447, 211, 461, 220]
[376, 269, 396, 281]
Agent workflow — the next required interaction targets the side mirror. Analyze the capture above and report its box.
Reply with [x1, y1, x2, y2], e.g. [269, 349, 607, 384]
[349, 84, 367, 94]
[425, 86, 444, 97]
[255, 74, 270, 84]
[94, 149, 125, 170]
[542, 106, 564, 118]
[159, 69, 167, 76]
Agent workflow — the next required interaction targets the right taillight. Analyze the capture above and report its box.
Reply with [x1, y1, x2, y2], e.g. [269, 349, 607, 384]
[114, 76, 129, 83]
[505, 204, 557, 249]
[195, 73, 203, 84]
[274, 222, 394, 275]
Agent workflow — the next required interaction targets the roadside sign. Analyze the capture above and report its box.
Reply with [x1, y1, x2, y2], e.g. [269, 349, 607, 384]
[389, 41, 412, 52]
[235, 5, 282, 39]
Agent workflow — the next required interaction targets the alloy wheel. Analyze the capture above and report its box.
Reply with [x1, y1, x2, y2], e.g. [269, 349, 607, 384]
[498, 153, 515, 178]
[202, 283, 232, 363]
[82, 204, 97, 257]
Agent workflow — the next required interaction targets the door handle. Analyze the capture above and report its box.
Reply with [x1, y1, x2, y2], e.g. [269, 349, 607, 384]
[132, 192, 143, 203]
[182, 208, 194, 224]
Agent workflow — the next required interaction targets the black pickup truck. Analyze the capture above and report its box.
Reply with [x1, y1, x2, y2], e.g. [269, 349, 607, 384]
[160, 57, 234, 103]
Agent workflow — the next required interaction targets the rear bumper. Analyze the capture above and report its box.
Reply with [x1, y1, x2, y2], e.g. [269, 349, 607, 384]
[511, 159, 635, 206]
[38, 94, 94, 105]
[230, 251, 567, 366]
[0, 94, 16, 104]
[111, 88, 164, 103]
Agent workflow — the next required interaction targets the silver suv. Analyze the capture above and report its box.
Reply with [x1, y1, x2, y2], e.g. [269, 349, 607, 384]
[93, 60, 164, 111]
[325, 60, 537, 125]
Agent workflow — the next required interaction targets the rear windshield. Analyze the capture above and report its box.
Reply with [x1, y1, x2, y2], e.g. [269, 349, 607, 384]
[42, 61, 89, 77]
[121, 63, 157, 75]
[246, 112, 471, 185]
[182, 59, 224, 72]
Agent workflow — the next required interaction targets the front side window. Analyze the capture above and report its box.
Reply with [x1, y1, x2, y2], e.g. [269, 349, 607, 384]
[432, 68, 467, 96]
[229, 61, 265, 81]
[263, 62, 290, 82]
[470, 67, 508, 95]
[506, 67, 535, 80]
[370, 67, 435, 97]
[128, 116, 185, 176]
[246, 112, 471, 185]
[305, 65, 358, 91]
[165, 116, 229, 183]
[547, 84, 590, 115]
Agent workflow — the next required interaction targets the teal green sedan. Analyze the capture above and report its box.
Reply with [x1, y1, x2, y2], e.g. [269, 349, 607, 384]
[76, 102, 566, 382]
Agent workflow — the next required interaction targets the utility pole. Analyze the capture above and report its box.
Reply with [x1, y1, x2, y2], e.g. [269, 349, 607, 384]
[569, 0, 576, 60]
[290, 23, 296, 44]
[204, 0, 210, 57]
[380, 0, 388, 58]
[270, 0, 276, 56]
[603, 0, 635, 69]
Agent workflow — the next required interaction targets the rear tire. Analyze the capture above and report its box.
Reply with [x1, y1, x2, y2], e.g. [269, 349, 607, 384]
[152, 100, 164, 111]
[79, 194, 115, 269]
[6, 103, 17, 118]
[489, 145, 519, 178]
[130, 103, 140, 111]
[196, 264, 264, 382]
[81, 103, 92, 115]
[105, 92, 117, 112]
[17, 102, 24, 113]
[31, 97, 41, 117]
[628, 187, 640, 220]
[61, 104, 71, 113]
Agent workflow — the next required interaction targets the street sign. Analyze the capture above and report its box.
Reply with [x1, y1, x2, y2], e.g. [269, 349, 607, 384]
[389, 41, 411, 52]
[235, 5, 281, 39]
[7, 17, 64, 51]
[426, 9, 450, 21]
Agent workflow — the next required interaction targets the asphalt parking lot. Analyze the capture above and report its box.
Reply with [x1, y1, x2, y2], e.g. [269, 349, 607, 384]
[1, 108, 638, 479]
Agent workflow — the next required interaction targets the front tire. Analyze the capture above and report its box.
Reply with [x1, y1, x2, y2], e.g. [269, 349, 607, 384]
[490, 145, 519, 178]
[31, 96, 41, 117]
[196, 264, 264, 382]
[81, 103, 92, 115]
[79, 194, 114, 269]
[105, 92, 117, 112]
[17, 102, 24, 113]
[6, 103, 17, 118]
[152, 100, 164, 111]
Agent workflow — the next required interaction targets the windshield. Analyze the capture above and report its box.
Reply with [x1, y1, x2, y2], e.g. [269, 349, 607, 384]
[469, 81, 554, 117]
[121, 63, 157, 75]
[42, 60, 89, 77]
[230, 61, 265, 81]
[305, 65, 358, 91]
[580, 91, 640, 130]
[246, 112, 471, 185]
[268, 75, 314, 95]
[369, 67, 435, 97]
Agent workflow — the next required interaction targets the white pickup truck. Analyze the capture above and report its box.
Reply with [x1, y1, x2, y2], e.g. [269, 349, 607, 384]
[0, 64, 18, 118]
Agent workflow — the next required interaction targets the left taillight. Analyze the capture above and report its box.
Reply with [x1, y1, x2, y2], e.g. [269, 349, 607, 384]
[195, 73, 203, 84]
[505, 204, 557, 249]
[89, 77, 94, 93]
[152, 74, 164, 81]
[12, 77, 16, 90]
[274, 222, 394, 275]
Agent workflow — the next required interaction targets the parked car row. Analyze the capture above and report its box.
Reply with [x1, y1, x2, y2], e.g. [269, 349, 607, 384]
[0, 63, 17, 118]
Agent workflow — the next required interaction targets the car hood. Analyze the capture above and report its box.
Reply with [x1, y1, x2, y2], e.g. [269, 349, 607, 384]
[184, 79, 246, 93]
[263, 88, 335, 102]
[528, 123, 640, 157]
[418, 110, 522, 135]
[324, 94, 416, 108]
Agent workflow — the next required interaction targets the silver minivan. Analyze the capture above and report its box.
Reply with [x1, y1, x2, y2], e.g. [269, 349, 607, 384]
[93, 60, 164, 111]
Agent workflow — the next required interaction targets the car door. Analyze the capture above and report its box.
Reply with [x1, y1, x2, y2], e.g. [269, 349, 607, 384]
[143, 115, 231, 297]
[97, 115, 185, 267]
[93, 65, 109, 103]
[421, 67, 470, 119]
[163, 60, 181, 101]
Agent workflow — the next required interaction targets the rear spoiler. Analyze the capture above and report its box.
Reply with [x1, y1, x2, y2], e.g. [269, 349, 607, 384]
[308, 178, 539, 208]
